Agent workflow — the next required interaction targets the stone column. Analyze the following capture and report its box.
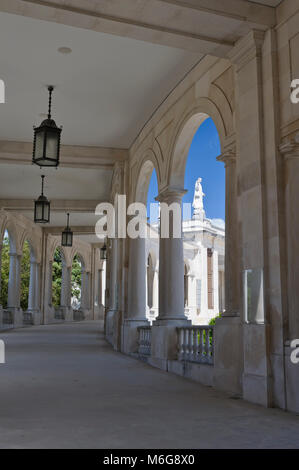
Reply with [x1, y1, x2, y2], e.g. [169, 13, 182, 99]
[60, 264, 72, 320]
[7, 252, 21, 309]
[223, 30, 272, 406]
[108, 238, 118, 312]
[152, 270, 159, 318]
[60, 263, 68, 308]
[150, 188, 190, 369]
[48, 261, 53, 306]
[81, 269, 90, 310]
[106, 238, 118, 339]
[28, 261, 41, 325]
[280, 137, 299, 340]
[7, 252, 22, 326]
[217, 149, 240, 316]
[123, 222, 149, 354]
[28, 261, 37, 311]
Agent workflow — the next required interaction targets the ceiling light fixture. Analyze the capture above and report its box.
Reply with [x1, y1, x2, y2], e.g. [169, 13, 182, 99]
[32, 86, 62, 168]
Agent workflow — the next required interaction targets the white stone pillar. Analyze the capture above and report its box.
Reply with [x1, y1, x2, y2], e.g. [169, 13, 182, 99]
[81, 269, 90, 310]
[108, 238, 118, 312]
[217, 149, 240, 316]
[60, 263, 68, 307]
[60, 264, 72, 320]
[280, 138, 299, 339]
[7, 252, 21, 309]
[48, 261, 53, 306]
[156, 188, 187, 323]
[27, 261, 41, 325]
[150, 188, 190, 369]
[153, 270, 159, 315]
[28, 261, 38, 311]
[123, 231, 149, 354]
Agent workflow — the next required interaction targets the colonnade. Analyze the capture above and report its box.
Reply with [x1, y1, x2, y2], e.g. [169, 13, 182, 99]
[0, 224, 106, 327]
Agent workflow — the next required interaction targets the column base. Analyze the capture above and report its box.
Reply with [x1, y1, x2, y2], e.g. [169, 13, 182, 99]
[24, 310, 42, 325]
[242, 323, 273, 407]
[122, 318, 150, 355]
[60, 306, 73, 322]
[150, 318, 191, 370]
[6, 308, 23, 327]
[213, 315, 243, 395]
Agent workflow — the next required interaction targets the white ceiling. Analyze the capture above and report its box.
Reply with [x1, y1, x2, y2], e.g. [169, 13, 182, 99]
[0, 12, 201, 148]
[21, 210, 100, 229]
[0, 164, 112, 201]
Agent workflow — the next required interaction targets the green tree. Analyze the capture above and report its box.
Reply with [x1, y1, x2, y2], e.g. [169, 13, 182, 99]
[52, 248, 62, 307]
[71, 254, 82, 302]
[0, 236, 31, 310]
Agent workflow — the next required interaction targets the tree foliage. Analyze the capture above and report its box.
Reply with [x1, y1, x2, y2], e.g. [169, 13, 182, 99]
[71, 254, 82, 302]
[1, 240, 83, 310]
[0, 236, 31, 310]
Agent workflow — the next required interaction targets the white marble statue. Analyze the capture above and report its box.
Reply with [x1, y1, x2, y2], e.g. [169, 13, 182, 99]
[192, 177, 205, 220]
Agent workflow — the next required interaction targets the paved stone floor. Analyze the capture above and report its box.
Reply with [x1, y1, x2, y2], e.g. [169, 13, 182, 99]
[0, 321, 298, 449]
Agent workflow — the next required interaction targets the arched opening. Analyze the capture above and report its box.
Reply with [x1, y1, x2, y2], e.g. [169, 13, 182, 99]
[170, 115, 225, 325]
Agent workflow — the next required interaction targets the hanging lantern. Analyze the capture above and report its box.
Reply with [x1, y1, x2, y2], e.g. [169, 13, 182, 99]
[61, 213, 73, 247]
[100, 241, 107, 260]
[32, 86, 62, 167]
[34, 175, 50, 223]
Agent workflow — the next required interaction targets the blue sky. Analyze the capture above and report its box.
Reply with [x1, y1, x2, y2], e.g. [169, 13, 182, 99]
[147, 117, 225, 222]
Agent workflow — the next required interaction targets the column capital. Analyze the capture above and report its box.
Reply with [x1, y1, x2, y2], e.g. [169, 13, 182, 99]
[280, 136, 299, 160]
[155, 186, 187, 204]
[228, 30, 265, 70]
[30, 260, 39, 266]
[217, 147, 237, 167]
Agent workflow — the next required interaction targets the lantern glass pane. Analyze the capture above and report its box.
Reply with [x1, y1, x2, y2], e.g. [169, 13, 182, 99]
[43, 202, 50, 222]
[62, 232, 66, 246]
[35, 130, 45, 159]
[45, 131, 59, 160]
[67, 232, 73, 246]
[35, 202, 43, 221]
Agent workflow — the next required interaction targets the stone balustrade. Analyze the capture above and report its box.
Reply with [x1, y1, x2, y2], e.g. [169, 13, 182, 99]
[177, 326, 214, 365]
[138, 326, 152, 357]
